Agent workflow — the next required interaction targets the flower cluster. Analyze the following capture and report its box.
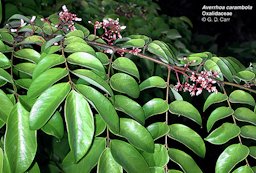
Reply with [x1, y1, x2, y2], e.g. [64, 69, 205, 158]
[89, 18, 126, 45]
[175, 71, 219, 96]
[56, 5, 82, 31]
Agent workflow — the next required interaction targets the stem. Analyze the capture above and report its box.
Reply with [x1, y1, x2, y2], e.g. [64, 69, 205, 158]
[87, 41, 256, 94]
[221, 84, 250, 166]
[164, 67, 171, 172]
[61, 41, 73, 88]
[106, 50, 115, 147]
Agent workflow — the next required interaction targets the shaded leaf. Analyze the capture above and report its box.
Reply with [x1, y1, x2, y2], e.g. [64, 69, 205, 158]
[114, 95, 145, 124]
[123, 39, 145, 48]
[229, 90, 255, 107]
[112, 57, 140, 80]
[95, 114, 106, 136]
[19, 35, 45, 45]
[64, 42, 95, 55]
[96, 52, 109, 65]
[110, 73, 140, 98]
[207, 106, 234, 132]
[139, 76, 166, 91]
[120, 118, 154, 152]
[15, 78, 32, 90]
[64, 90, 94, 163]
[41, 111, 64, 139]
[76, 84, 119, 133]
[169, 124, 206, 158]
[110, 140, 150, 173]
[141, 144, 169, 167]
[97, 148, 122, 173]
[205, 123, 240, 145]
[5, 102, 37, 173]
[63, 137, 106, 173]
[28, 68, 68, 98]
[215, 144, 249, 173]
[143, 98, 168, 119]
[169, 100, 202, 126]
[204, 59, 223, 80]
[30, 83, 71, 130]
[72, 69, 112, 96]
[234, 107, 256, 125]
[240, 125, 256, 140]
[147, 122, 169, 141]
[32, 54, 65, 79]
[249, 146, 256, 159]
[168, 148, 202, 173]
[147, 42, 168, 63]
[203, 92, 228, 111]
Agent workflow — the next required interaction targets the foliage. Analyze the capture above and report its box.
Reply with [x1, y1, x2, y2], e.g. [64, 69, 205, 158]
[0, 3, 256, 173]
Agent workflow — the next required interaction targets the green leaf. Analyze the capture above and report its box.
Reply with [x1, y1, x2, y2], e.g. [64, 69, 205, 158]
[249, 146, 256, 159]
[28, 68, 68, 98]
[168, 170, 183, 173]
[63, 137, 106, 173]
[234, 107, 256, 125]
[110, 140, 150, 173]
[170, 87, 183, 100]
[168, 148, 202, 173]
[0, 148, 3, 173]
[119, 118, 154, 152]
[19, 35, 46, 45]
[252, 166, 256, 173]
[143, 98, 168, 119]
[0, 0, 2, 23]
[43, 35, 64, 50]
[215, 144, 249, 173]
[0, 52, 10, 69]
[114, 95, 145, 125]
[235, 70, 255, 81]
[169, 100, 202, 126]
[232, 166, 254, 173]
[8, 14, 30, 23]
[26, 162, 40, 173]
[229, 90, 255, 107]
[0, 89, 14, 122]
[204, 59, 223, 81]
[96, 52, 109, 65]
[76, 84, 119, 134]
[14, 63, 36, 76]
[64, 36, 87, 45]
[72, 69, 112, 96]
[141, 144, 169, 167]
[147, 42, 168, 63]
[240, 125, 256, 140]
[97, 148, 122, 173]
[166, 29, 182, 40]
[95, 114, 106, 136]
[29, 82, 71, 130]
[5, 102, 37, 173]
[169, 124, 206, 158]
[66, 30, 84, 38]
[203, 92, 228, 111]
[33, 54, 65, 79]
[123, 39, 145, 48]
[147, 122, 169, 141]
[14, 48, 40, 63]
[150, 167, 165, 173]
[216, 58, 234, 82]
[41, 111, 64, 139]
[74, 23, 90, 37]
[67, 52, 106, 75]
[139, 76, 166, 91]
[64, 43, 95, 55]
[205, 123, 240, 145]
[206, 106, 234, 132]
[15, 79, 32, 90]
[110, 73, 140, 99]
[0, 68, 13, 83]
[65, 90, 94, 163]
[112, 57, 140, 80]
